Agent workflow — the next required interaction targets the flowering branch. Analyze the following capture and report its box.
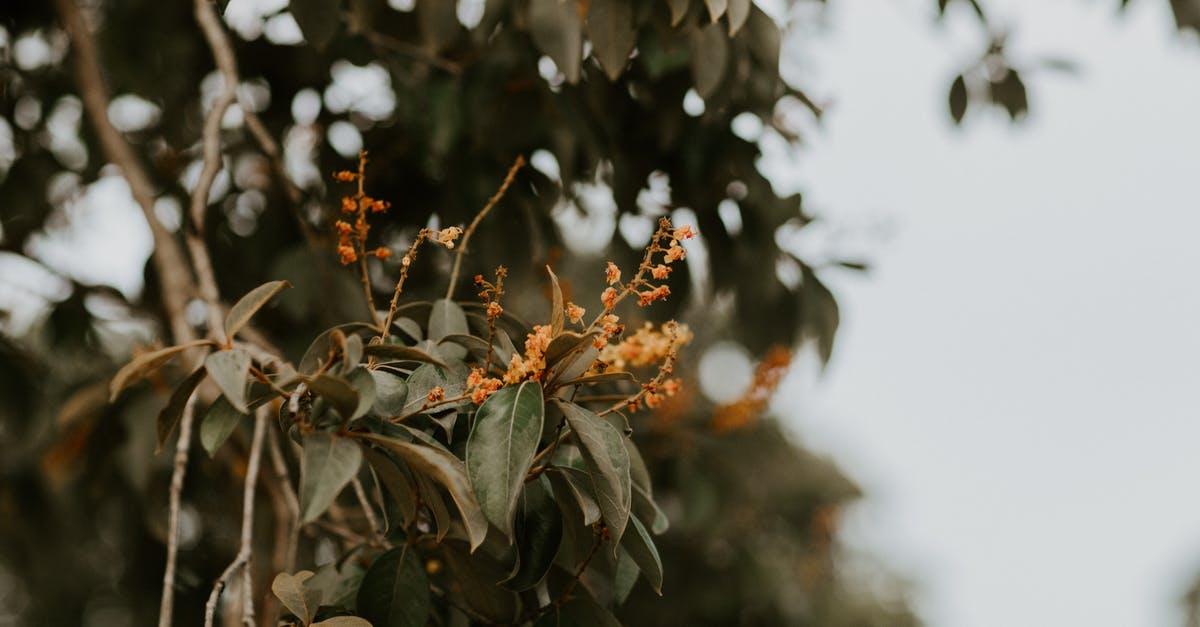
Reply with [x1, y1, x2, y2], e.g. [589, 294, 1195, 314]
[445, 156, 525, 300]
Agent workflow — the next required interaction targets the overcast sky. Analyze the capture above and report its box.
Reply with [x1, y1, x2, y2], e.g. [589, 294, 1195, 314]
[775, 1, 1200, 626]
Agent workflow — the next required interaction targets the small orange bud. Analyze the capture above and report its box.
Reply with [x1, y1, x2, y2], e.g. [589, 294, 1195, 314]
[334, 170, 356, 181]
[601, 287, 618, 310]
[604, 261, 621, 285]
[373, 247, 392, 259]
[341, 197, 356, 213]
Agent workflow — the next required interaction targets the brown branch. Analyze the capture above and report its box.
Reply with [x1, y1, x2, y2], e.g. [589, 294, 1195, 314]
[261, 428, 300, 627]
[53, 0, 197, 345]
[365, 31, 463, 75]
[204, 407, 269, 627]
[351, 476, 389, 547]
[445, 156, 525, 299]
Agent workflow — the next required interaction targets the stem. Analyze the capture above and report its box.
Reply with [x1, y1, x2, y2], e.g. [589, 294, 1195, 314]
[445, 156, 525, 300]
[204, 406, 268, 627]
[351, 476, 388, 547]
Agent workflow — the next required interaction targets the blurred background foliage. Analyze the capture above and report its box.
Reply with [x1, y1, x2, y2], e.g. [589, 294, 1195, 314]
[2, 0, 1197, 625]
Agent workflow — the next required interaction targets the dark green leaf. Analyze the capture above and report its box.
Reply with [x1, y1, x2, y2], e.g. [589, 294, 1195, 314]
[291, 0, 340, 49]
[949, 74, 967, 124]
[271, 570, 320, 624]
[392, 317, 424, 342]
[109, 339, 210, 402]
[991, 68, 1028, 120]
[633, 483, 669, 535]
[429, 299, 469, 360]
[727, 0, 750, 35]
[359, 433, 489, 551]
[342, 332, 363, 373]
[613, 547, 639, 605]
[199, 396, 246, 457]
[502, 476, 562, 590]
[440, 541, 520, 623]
[357, 547, 430, 627]
[369, 369, 409, 416]
[466, 381, 545, 536]
[300, 324, 377, 374]
[529, 0, 584, 84]
[308, 374, 360, 421]
[363, 445, 419, 528]
[299, 432, 364, 523]
[347, 367, 376, 421]
[688, 23, 728, 99]
[587, 0, 636, 81]
[205, 348, 252, 413]
[415, 472, 452, 542]
[555, 400, 631, 547]
[620, 515, 662, 594]
[363, 343, 447, 367]
[547, 466, 601, 524]
[224, 280, 290, 340]
[155, 366, 206, 453]
[403, 361, 470, 414]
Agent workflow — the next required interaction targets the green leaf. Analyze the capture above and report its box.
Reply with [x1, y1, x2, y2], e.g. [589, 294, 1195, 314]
[308, 373, 361, 421]
[109, 339, 210, 402]
[620, 515, 663, 594]
[547, 466, 601, 525]
[545, 265, 565, 335]
[271, 570, 320, 624]
[199, 396, 246, 457]
[299, 432, 364, 523]
[342, 332, 363, 373]
[501, 476, 562, 591]
[428, 298, 468, 341]
[704, 0, 727, 22]
[300, 323, 377, 374]
[369, 369, 409, 416]
[346, 367, 376, 421]
[439, 541, 520, 623]
[205, 348, 251, 413]
[307, 550, 368, 609]
[224, 280, 290, 340]
[313, 617, 372, 627]
[633, 482, 669, 535]
[613, 547, 640, 605]
[415, 472, 452, 542]
[155, 366, 206, 453]
[588, 0, 635, 81]
[744, 5, 780, 70]
[392, 317, 424, 342]
[403, 361, 471, 414]
[357, 547, 430, 627]
[362, 343, 447, 367]
[665, 0, 689, 25]
[359, 433, 489, 551]
[363, 445, 419, 527]
[555, 400, 631, 548]
[949, 74, 967, 124]
[529, 0, 584, 84]
[727, 0, 750, 35]
[533, 597, 621, 627]
[466, 381, 545, 537]
[689, 23, 728, 99]
[291, 0, 340, 49]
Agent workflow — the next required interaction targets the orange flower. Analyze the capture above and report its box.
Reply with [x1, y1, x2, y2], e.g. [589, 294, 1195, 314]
[338, 245, 357, 265]
[605, 261, 621, 285]
[373, 247, 392, 260]
[650, 264, 671, 280]
[601, 287, 618, 310]
[672, 225, 696, 240]
[341, 197, 356, 213]
[636, 285, 670, 306]
[664, 242, 686, 263]
[487, 301, 503, 318]
[427, 386, 445, 403]
[371, 199, 390, 213]
[334, 170, 356, 181]
[565, 302, 585, 324]
[335, 220, 353, 236]
[435, 227, 463, 248]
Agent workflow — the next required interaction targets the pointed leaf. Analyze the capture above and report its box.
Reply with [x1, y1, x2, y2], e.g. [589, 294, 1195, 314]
[440, 541, 520, 623]
[341, 332, 363, 373]
[548, 466, 601, 524]
[620, 515, 663, 594]
[665, 0, 689, 25]
[109, 340, 210, 401]
[529, 0, 584, 84]
[199, 395, 246, 457]
[633, 483, 669, 535]
[156, 366, 206, 452]
[544, 265, 565, 335]
[299, 432, 364, 523]
[369, 369, 409, 416]
[555, 400, 631, 547]
[428, 298, 468, 342]
[745, 6, 780, 70]
[704, 0, 727, 21]
[689, 23, 728, 99]
[357, 547, 430, 627]
[392, 317, 424, 342]
[271, 570, 319, 623]
[949, 74, 967, 124]
[533, 598, 621, 627]
[727, 0, 750, 35]
[588, 0, 635, 81]
[308, 374, 360, 420]
[502, 476, 562, 590]
[363, 446, 419, 527]
[362, 343, 447, 367]
[224, 280, 290, 339]
[415, 472, 453, 542]
[346, 367, 376, 421]
[466, 381, 545, 537]
[205, 349, 252, 413]
[613, 547, 640, 605]
[359, 433, 489, 551]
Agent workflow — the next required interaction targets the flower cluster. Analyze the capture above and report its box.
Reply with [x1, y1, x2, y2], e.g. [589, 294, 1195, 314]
[598, 321, 693, 372]
[502, 324, 554, 384]
[465, 367, 503, 404]
[594, 217, 695, 315]
[709, 346, 792, 433]
[332, 152, 394, 265]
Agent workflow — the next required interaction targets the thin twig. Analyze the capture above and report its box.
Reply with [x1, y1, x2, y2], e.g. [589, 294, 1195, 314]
[444, 156, 525, 300]
[261, 428, 300, 627]
[351, 476, 388, 547]
[365, 31, 463, 75]
[161, 396, 198, 627]
[204, 406, 268, 627]
[378, 230, 432, 341]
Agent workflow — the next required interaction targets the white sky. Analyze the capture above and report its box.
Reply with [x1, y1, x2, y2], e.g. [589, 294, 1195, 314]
[776, 1, 1200, 626]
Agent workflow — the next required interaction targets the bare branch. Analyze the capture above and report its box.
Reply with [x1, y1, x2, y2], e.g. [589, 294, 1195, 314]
[160, 395, 198, 627]
[53, 0, 197, 345]
[445, 156, 525, 299]
[351, 476, 387, 546]
[204, 407, 269, 627]
[261, 428, 300, 627]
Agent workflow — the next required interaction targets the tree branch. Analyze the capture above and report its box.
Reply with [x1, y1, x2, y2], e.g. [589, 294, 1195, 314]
[445, 156, 525, 299]
[204, 407, 269, 627]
